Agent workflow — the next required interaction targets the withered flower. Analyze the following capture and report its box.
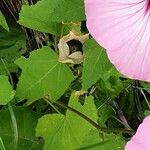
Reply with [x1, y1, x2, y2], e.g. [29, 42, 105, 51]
[58, 31, 89, 64]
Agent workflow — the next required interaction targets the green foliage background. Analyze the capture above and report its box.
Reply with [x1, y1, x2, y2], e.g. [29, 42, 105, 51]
[0, 0, 149, 150]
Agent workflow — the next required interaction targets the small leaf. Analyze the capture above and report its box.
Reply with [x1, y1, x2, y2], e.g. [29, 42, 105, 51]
[36, 92, 97, 150]
[0, 11, 9, 31]
[15, 46, 74, 103]
[82, 39, 120, 90]
[0, 75, 15, 105]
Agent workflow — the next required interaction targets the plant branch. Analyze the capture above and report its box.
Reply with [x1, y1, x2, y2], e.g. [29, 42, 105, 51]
[54, 101, 134, 135]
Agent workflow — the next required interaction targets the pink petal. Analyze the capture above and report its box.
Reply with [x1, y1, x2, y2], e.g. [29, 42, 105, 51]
[125, 116, 150, 150]
[85, 0, 150, 81]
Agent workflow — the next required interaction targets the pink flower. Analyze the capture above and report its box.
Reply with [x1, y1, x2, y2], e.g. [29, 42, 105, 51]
[125, 116, 150, 150]
[85, 0, 150, 82]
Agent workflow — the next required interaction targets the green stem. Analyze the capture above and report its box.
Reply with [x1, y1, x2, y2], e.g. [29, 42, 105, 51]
[0, 136, 6, 150]
[54, 102, 134, 135]
[140, 89, 150, 110]
[8, 104, 18, 150]
[44, 99, 61, 114]
[1, 58, 18, 149]
[134, 81, 144, 120]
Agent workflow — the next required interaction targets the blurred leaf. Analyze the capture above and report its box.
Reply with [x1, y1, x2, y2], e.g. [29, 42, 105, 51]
[0, 107, 43, 150]
[0, 11, 9, 31]
[0, 75, 15, 105]
[80, 130, 125, 150]
[0, 136, 5, 150]
[82, 39, 120, 91]
[140, 82, 150, 93]
[36, 92, 97, 150]
[144, 110, 150, 117]
[15, 46, 74, 103]
[0, 25, 26, 75]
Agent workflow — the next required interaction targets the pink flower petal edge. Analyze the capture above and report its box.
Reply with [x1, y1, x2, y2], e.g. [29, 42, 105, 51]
[125, 116, 150, 150]
[85, 0, 150, 82]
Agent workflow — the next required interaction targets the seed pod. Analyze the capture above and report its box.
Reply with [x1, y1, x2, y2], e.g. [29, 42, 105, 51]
[58, 31, 89, 64]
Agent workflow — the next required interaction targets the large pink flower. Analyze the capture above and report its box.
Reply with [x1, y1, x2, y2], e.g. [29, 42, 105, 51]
[85, 0, 150, 81]
[125, 116, 150, 150]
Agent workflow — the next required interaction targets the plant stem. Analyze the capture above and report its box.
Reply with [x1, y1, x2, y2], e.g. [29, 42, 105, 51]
[44, 99, 61, 114]
[140, 89, 150, 110]
[134, 81, 144, 120]
[0, 136, 6, 150]
[1, 58, 18, 149]
[54, 102, 134, 135]
[8, 104, 18, 150]
[111, 101, 132, 130]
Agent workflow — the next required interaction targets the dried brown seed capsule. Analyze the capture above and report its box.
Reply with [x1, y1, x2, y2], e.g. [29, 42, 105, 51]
[58, 31, 89, 64]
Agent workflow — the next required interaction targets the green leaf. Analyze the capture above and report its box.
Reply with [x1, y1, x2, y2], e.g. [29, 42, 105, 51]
[0, 75, 15, 105]
[15, 46, 74, 103]
[97, 76, 124, 98]
[144, 110, 150, 117]
[18, 0, 85, 34]
[36, 92, 97, 150]
[18, 0, 63, 35]
[97, 104, 114, 127]
[0, 25, 26, 75]
[80, 130, 125, 150]
[79, 129, 101, 150]
[0, 107, 43, 150]
[51, 0, 85, 22]
[82, 39, 120, 90]
[0, 11, 9, 31]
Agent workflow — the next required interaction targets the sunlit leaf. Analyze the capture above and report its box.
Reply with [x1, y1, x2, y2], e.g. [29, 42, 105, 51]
[36, 92, 97, 150]
[80, 130, 125, 150]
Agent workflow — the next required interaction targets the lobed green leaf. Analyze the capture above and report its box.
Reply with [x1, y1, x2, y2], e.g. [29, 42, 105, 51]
[15, 46, 74, 103]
